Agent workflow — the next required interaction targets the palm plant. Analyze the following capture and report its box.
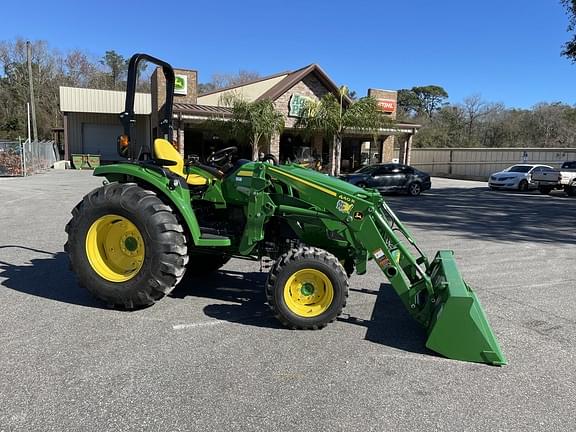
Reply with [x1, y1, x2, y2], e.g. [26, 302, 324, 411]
[296, 87, 392, 176]
[227, 97, 285, 161]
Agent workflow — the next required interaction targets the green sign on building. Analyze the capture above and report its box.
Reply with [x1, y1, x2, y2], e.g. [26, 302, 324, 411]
[289, 94, 312, 117]
[175, 75, 187, 95]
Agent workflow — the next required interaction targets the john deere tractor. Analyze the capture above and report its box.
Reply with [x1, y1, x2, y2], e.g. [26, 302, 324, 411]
[65, 54, 506, 365]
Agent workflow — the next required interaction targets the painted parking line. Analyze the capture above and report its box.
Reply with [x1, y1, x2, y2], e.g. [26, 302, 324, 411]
[172, 321, 228, 330]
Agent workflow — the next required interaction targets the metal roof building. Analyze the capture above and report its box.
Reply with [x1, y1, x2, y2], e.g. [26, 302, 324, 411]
[59, 87, 152, 161]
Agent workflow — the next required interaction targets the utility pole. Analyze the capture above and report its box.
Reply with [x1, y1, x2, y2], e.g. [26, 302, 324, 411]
[27, 102, 31, 142]
[26, 41, 38, 142]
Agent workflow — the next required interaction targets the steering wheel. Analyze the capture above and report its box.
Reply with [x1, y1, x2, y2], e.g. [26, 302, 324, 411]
[260, 153, 278, 165]
[206, 146, 238, 167]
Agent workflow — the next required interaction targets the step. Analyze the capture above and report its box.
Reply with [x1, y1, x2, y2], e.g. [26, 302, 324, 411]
[196, 227, 231, 247]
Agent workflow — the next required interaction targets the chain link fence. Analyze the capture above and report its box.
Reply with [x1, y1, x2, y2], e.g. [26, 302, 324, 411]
[0, 140, 58, 176]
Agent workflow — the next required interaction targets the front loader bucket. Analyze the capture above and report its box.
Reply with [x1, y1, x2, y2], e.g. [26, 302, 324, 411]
[425, 251, 507, 365]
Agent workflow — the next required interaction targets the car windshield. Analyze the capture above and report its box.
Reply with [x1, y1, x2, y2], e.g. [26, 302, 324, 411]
[561, 161, 576, 169]
[507, 165, 532, 173]
[355, 165, 379, 174]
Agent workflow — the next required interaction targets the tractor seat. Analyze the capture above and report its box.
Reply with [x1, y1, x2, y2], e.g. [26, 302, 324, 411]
[153, 139, 208, 186]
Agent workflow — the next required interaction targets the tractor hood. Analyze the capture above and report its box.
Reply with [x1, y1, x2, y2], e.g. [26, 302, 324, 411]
[270, 164, 367, 197]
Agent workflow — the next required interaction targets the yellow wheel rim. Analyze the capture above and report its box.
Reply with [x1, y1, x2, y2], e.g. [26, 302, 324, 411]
[283, 268, 334, 317]
[85, 214, 145, 282]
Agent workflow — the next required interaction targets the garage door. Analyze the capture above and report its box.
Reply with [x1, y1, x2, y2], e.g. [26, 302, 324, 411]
[83, 123, 123, 161]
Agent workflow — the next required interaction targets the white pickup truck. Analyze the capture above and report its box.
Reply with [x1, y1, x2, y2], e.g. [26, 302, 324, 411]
[531, 161, 576, 196]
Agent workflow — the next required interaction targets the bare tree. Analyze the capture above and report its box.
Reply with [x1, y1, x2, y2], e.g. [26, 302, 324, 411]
[459, 95, 494, 146]
[198, 70, 261, 94]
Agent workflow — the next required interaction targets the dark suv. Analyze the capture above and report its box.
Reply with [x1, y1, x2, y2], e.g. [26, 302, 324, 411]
[340, 163, 431, 196]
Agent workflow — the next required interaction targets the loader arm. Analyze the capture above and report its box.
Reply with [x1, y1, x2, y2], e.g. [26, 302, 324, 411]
[248, 163, 506, 365]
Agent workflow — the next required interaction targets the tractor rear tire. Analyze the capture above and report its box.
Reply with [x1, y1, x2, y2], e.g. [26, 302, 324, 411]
[65, 182, 188, 309]
[187, 252, 231, 276]
[265, 247, 349, 330]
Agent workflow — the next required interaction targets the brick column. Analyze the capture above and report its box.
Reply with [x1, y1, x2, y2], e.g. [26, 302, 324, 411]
[178, 128, 185, 158]
[269, 133, 280, 160]
[171, 128, 184, 158]
[382, 135, 395, 162]
[405, 133, 413, 165]
[398, 136, 407, 164]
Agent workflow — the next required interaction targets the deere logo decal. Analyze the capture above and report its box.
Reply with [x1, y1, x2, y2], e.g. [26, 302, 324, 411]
[174, 75, 188, 95]
[336, 200, 353, 214]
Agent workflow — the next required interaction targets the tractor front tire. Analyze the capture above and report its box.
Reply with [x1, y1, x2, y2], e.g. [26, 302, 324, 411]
[65, 182, 188, 309]
[266, 247, 349, 330]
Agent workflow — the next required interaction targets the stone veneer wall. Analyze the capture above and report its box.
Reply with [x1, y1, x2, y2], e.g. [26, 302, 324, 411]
[273, 74, 332, 128]
[151, 67, 198, 135]
[269, 74, 333, 156]
[382, 135, 395, 162]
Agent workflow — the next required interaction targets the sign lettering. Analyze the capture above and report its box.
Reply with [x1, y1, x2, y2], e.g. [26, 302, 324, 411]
[377, 99, 396, 113]
[289, 94, 313, 117]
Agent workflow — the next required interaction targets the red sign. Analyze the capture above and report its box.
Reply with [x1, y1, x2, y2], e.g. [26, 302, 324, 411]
[377, 99, 396, 113]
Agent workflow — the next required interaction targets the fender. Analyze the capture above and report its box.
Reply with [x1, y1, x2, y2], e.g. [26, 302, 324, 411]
[93, 163, 229, 247]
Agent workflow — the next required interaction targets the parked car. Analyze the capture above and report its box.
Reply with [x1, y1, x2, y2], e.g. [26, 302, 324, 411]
[340, 163, 431, 196]
[488, 164, 553, 191]
[531, 161, 576, 196]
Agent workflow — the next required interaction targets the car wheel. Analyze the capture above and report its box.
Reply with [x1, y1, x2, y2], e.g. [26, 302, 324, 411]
[538, 186, 552, 195]
[407, 182, 422, 196]
[518, 180, 529, 192]
[565, 185, 576, 196]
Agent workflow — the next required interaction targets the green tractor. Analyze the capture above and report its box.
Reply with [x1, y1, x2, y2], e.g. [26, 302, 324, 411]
[66, 54, 506, 365]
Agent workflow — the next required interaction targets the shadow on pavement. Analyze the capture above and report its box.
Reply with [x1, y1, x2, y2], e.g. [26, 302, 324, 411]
[0, 247, 436, 357]
[386, 186, 576, 245]
[177, 270, 434, 357]
[172, 269, 283, 329]
[0, 247, 105, 308]
[338, 283, 433, 357]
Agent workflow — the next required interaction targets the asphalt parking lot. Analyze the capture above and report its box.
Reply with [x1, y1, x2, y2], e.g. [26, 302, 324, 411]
[1, 170, 575, 432]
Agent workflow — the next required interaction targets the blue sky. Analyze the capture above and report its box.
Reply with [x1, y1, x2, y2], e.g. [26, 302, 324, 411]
[1, 0, 574, 108]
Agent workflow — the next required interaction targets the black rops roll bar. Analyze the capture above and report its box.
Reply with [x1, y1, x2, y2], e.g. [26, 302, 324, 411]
[119, 53, 175, 159]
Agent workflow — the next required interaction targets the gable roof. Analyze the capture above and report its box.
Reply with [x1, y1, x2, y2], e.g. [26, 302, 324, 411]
[197, 64, 352, 107]
[258, 64, 352, 105]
